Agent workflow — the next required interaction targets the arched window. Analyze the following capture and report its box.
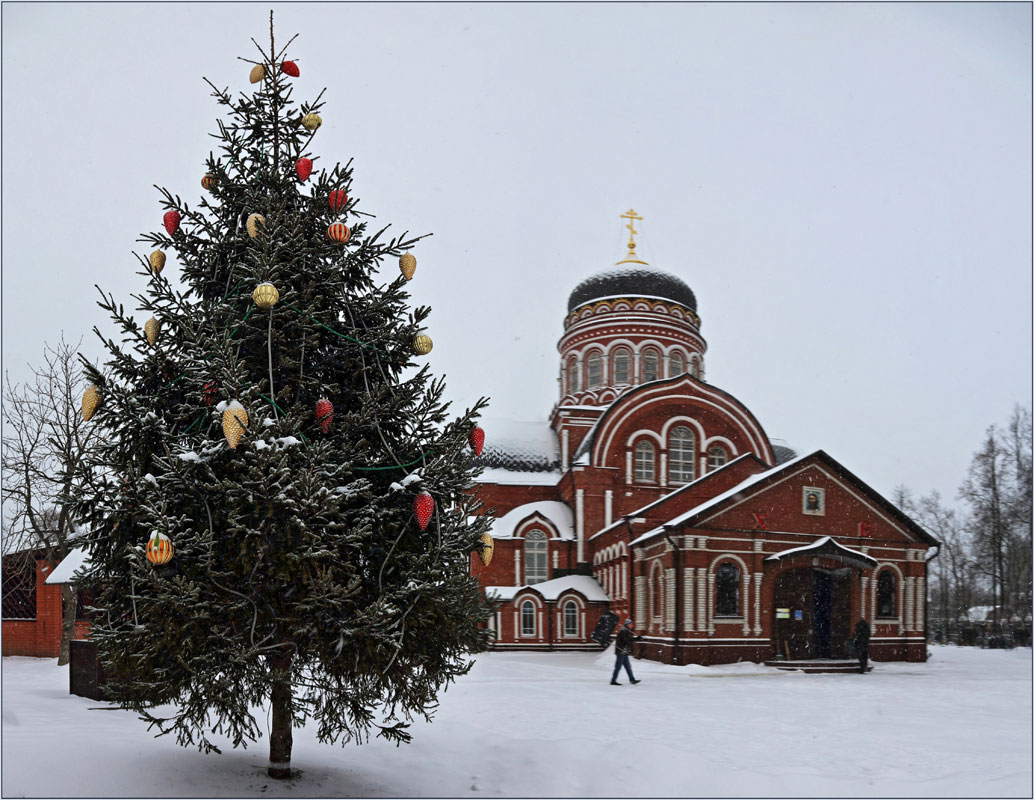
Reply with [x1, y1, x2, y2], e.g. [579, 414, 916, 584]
[563, 601, 579, 636]
[715, 562, 740, 616]
[669, 350, 685, 377]
[586, 351, 603, 388]
[612, 347, 631, 385]
[641, 348, 660, 382]
[567, 355, 579, 394]
[524, 530, 548, 585]
[651, 566, 664, 622]
[634, 440, 656, 482]
[707, 445, 728, 470]
[877, 571, 897, 618]
[668, 426, 696, 484]
[521, 600, 536, 636]
[688, 357, 699, 379]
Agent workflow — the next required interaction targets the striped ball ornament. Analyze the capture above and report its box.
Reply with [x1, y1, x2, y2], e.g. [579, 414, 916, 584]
[252, 282, 279, 309]
[201, 174, 218, 191]
[146, 532, 174, 566]
[327, 223, 351, 243]
[149, 250, 166, 275]
[412, 334, 433, 356]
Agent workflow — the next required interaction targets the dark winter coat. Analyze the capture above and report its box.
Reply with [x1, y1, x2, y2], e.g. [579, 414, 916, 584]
[853, 620, 871, 655]
[616, 626, 636, 655]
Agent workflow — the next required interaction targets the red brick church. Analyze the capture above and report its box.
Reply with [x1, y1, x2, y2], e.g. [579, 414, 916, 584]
[470, 210, 936, 665]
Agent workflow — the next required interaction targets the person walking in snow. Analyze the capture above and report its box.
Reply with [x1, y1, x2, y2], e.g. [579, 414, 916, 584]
[611, 619, 642, 685]
[853, 618, 871, 674]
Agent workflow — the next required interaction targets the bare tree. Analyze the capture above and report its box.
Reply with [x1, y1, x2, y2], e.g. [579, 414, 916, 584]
[914, 491, 977, 641]
[960, 426, 1009, 636]
[1002, 405, 1033, 626]
[959, 408, 1033, 639]
[2, 337, 104, 664]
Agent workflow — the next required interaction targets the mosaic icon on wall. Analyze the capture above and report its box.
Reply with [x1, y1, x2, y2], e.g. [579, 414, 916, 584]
[803, 486, 825, 515]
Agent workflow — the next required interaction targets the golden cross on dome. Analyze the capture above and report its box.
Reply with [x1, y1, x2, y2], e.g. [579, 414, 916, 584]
[617, 208, 647, 265]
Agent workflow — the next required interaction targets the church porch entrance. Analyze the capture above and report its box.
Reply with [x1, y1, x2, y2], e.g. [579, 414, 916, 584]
[772, 566, 853, 660]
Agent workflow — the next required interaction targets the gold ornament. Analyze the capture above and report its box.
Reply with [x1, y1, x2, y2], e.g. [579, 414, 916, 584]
[399, 253, 417, 280]
[144, 317, 160, 346]
[201, 174, 218, 191]
[222, 401, 249, 449]
[477, 532, 494, 567]
[246, 213, 266, 239]
[249, 64, 266, 84]
[301, 112, 322, 131]
[252, 282, 279, 309]
[81, 385, 101, 421]
[412, 334, 433, 355]
[149, 250, 166, 275]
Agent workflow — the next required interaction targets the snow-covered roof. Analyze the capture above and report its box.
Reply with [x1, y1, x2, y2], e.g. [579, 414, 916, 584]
[485, 574, 609, 603]
[483, 501, 575, 540]
[631, 451, 816, 544]
[590, 453, 759, 541]
[44, 547, 92, 584]
[474, 468, 562, 486]
[474, 418, 560, 474]
[764, 536, 877, 568]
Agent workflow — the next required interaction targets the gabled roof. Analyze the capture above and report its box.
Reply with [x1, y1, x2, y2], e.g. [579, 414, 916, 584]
[632, 450, 939, 547]
[44, 547, 92, 584]
[764, 536, 878, 569]
[485, 574, 609, 603]
[590, 453, 767, 541]
[572, 372, 773, 465]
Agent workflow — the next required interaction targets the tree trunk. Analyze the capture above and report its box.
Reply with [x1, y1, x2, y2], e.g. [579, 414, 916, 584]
[57, 584, 77, 666]
[267, 650, 294, 779]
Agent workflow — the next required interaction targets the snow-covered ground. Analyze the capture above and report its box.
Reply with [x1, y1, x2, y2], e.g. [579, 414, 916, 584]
[2, 645, 1031, 798]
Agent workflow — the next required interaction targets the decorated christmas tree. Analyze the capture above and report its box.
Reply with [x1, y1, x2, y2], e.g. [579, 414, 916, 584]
[72, 17, 492, 779]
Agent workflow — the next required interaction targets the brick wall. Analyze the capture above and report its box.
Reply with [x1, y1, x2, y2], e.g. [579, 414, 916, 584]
[1, 559, 90, 658]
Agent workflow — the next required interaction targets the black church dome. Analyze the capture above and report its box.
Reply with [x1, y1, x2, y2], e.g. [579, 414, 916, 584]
[567, 266, 697, 313]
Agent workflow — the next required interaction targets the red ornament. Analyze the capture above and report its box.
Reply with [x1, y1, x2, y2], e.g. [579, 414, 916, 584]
[281, 61, 300, 77]
[327, 223, 351, 243]
[328, 190, 348, 212]
[295, 157, 313, 182]
[201, 381, 218, 406]
[414, 491, 434, 531]
[163, 210, 181, 236]
[315, 397, 334, 433]
[469, 426, 485, 457]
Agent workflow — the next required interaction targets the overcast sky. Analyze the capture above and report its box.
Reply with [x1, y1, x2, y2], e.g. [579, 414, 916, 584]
[2, 2, 1030, 507]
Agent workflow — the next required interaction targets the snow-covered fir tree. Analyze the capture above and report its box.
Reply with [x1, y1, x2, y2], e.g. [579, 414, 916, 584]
[71, 18, 492, 779]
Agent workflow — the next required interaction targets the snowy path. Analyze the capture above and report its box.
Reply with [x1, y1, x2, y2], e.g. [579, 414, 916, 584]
[2, 645, 1031, 797]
